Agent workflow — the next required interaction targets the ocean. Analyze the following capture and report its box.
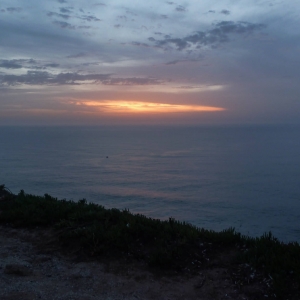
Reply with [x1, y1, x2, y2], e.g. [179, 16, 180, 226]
[1, 125, 300, 242]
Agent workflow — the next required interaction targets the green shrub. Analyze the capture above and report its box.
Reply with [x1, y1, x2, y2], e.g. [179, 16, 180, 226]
[0, 188, 299, 297]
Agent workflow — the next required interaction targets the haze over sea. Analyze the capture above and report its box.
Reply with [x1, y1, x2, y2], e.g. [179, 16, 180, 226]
[1, 125, 300, 242]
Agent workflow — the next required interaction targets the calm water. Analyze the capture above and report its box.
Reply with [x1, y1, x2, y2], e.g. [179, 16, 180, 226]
[1, 125, 300, 242]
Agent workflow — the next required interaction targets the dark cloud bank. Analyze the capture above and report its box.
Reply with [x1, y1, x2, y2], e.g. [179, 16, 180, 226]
[150, 21, 266, 50]
[0, 71, 163, 86]
[0, 59, 59, 70]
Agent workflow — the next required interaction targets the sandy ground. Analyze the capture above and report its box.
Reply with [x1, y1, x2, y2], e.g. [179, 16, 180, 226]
[0, 224, 276, 300]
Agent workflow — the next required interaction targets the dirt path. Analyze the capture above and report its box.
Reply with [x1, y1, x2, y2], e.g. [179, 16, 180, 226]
[0, 224, 275, 300]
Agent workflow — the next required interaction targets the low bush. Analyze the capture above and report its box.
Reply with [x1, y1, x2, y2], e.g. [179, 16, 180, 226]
[0, 187, 299, 297]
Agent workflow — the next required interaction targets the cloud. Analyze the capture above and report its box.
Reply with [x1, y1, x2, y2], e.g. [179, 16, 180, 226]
[165, 60, 179, 65]
[47, 12, 71, 19]
[176, 85, 200, 89]
[1, 71, 51, 86]
[53, 21, 76, 29]
[175, 6, 186, 12]
[55, 73, 111, 84]
[60, 8, 72, 13]
[0, 59, 58, 70]
[78, 25, 92, 29]
[154, 21, 266, 50]
[72, 100, 225, 114]
[58, 0, 67, 3]
[165, 59, 201, 65]
[101, 77, 163, 86]
[0, 60, 23, 69]
[131, 41, 150, 47]
[67, 52, 88, 58]
[117, 15, 127, 21]
[94, 3, 107, 6]
[215, 21, 265, 34]
[6, 7, 22, 13]
[47, 9, 100, 22]
[45, 63, 60, 68]
[125, 10, 138, 18]
[0, 71, 163, 86]
[220, 9, 230, 15]
[0, 71, 109, 86]
[79, 15, 101, 22]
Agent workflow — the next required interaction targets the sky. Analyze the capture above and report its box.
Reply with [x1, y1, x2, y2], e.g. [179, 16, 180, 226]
[0, 0, 299, 125]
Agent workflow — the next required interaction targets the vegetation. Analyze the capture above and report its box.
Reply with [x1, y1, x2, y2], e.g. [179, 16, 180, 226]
[0, 184, 299, 298]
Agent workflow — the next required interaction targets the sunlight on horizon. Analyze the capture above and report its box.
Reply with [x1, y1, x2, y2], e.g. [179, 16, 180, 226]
[72, 100, 226, 114]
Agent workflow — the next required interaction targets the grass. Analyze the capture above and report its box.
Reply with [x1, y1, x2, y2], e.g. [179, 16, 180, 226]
[0, 185, 299, 298]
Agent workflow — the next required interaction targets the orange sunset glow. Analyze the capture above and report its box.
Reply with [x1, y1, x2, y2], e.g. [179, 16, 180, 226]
[73, 100, 226, 114]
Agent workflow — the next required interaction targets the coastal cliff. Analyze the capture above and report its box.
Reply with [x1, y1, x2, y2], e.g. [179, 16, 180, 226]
[0, 186, 299, 299]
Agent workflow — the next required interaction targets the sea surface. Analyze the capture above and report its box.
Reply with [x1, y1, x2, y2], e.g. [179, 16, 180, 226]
[1, 125, 300, 242]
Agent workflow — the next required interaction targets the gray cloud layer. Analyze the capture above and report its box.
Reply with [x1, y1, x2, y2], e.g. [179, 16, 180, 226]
[0, 71, 163, 86]
[152, 21, 266, 50]
[0, 0, 299, 124]
[0, 59, 59, 70]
